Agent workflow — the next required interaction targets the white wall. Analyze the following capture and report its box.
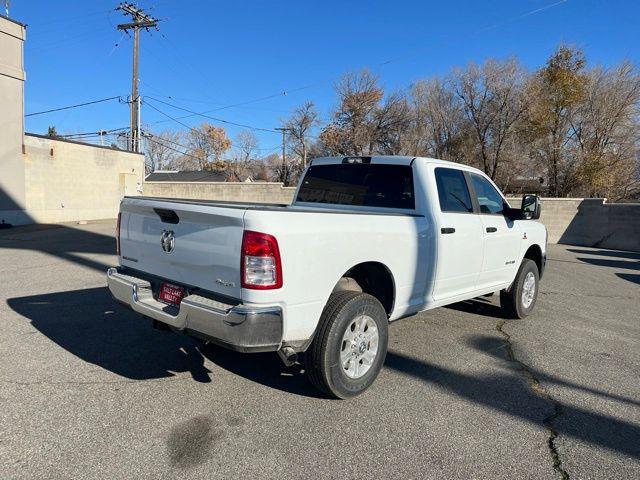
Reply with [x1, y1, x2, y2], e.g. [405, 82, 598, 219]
[23, 134, 144, 223]
[0, 15, 26, 225]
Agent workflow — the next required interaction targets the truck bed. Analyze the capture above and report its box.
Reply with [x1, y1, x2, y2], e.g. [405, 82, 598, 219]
[125, 196, 423, 217]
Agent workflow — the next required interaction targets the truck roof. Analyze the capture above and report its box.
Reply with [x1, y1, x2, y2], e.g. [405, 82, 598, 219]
[309, 155, 484, 174]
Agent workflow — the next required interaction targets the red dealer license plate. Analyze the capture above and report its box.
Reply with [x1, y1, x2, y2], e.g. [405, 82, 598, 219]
[158, 283, 185, 306]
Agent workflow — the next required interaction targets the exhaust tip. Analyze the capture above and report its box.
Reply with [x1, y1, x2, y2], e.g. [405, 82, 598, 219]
[278, 346, 298, 366]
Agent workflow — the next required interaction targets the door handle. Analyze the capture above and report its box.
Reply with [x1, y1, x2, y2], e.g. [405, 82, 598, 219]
[486, 227, 497, 233]
[441, 227, 455, 234]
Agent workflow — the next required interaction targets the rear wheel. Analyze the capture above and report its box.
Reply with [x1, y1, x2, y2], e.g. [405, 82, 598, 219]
[304, 291, 388, 399]
[500, 259, 539, 319]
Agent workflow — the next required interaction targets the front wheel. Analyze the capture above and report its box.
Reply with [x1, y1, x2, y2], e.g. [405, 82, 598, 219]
[500, 259, 540, 319]
[304, 291, 389, 399]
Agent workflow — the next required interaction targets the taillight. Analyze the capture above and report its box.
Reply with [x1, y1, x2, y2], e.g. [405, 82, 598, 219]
[116, 212, 122, 256]
[241, 230, 282, 289]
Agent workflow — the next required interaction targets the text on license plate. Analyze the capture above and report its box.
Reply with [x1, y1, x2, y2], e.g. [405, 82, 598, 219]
[158, 283, 185, 306]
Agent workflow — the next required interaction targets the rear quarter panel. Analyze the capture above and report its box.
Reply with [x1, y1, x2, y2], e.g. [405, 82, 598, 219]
[242, 210, 432, 343]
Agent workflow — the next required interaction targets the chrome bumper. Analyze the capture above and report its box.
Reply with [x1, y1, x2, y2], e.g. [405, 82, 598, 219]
[107, 267, 282, 352]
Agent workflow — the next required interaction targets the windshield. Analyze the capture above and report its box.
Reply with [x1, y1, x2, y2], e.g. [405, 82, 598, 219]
[296, 163, 415, 210]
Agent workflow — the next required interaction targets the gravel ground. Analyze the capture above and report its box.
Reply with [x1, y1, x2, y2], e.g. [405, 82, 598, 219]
[0, 220, 638, 479]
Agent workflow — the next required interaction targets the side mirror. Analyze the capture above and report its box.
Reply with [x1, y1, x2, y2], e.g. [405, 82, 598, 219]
[521, 194, 541, 220]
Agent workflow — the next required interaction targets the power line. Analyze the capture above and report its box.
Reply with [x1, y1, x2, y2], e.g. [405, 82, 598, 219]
[145, 97, 322, 146]
[143, 100, 201, 133]
[144, 132, 281, 166]
[26, 28, 116, 52]
[143, 133, 205, 163]
[141, 127, 280, 153]
[25, 8, 113, 30]
[147, 0, 568, 126]
[141, 131, 195, 151]
[25, 96, 123, 117]
[145, 86, 315, 128]
[145, 96, 278, 133]
[139, 80, 291, 113]
[58, 126, 129, 138]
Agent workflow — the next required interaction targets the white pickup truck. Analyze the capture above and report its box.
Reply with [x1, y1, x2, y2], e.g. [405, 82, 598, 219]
[107, 156, 546, 398]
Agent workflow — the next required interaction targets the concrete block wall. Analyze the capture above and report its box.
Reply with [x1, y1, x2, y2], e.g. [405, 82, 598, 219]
[507, 197, 584, 244]
[508, 197, 640, 252]
[143, 181, 297, 205]
[554, 199, 640, 252]
[22, 134, 144, 223]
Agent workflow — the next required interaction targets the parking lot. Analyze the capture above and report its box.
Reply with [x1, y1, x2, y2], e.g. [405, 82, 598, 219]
[0, 219, 638, 479]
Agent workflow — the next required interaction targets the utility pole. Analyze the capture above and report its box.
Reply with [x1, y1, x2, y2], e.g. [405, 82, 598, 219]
[116, 3, 158, 153]
[275, 127, 291, 184]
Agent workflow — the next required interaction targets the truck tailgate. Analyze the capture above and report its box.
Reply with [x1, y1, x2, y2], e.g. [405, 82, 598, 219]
[119, 198, 246, 299]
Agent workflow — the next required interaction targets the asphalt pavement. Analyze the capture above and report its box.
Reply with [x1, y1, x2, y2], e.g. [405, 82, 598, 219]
[0, 220, 638, 479]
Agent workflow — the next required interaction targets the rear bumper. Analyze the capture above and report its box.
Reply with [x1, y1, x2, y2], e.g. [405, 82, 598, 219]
[107, 267, 282, 352]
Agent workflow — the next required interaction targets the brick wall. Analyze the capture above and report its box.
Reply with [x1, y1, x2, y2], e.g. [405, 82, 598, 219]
[508, 197, 640, 252]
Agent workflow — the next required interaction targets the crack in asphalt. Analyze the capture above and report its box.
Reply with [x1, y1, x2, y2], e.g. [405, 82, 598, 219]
[496, 319, 570, 480]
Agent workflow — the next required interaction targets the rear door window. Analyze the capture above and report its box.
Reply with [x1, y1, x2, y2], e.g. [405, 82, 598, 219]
[434, 167, 474, 213]
[296, 163, 415, 209]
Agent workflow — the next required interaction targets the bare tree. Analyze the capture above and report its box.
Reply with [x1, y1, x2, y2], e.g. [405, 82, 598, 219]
[264, 152, 296, 186]
[321, 69, 384, 155]
[143, 129, 185, 173]
[227, 130, 260, 181]
[237, 130, 259, 162]
[573, 62, 640, 199]
[284, 101, 319, 170]
[453, 58, 528, 180]
[369, 92, 411, 155]
[408, 78, 465, 160]
[320, 70, 412, 156]
[135, 50, 640, 200]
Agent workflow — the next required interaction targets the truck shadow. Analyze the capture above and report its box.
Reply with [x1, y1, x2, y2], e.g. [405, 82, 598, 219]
[564, 248, 640, 271]
[7, 287, 212, 383]
[444, 297, 508, 318]
[616, 273, 640, 285]
[574, 256, 640, 271]
[8, 287, 640, 457]
[0, 222, 116, 273]
[7, 286, 322, 396]
[198, 344, 326, 399]
[566, 248, 640, 260]
[385, 348, 640, 459]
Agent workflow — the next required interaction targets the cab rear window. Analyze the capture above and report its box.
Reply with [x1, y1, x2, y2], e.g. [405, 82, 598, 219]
[296, 164, 415, 210]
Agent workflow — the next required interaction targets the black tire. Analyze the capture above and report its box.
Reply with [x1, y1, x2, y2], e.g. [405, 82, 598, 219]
[304, 291, 388, 399]
[500, 259, 540, 319]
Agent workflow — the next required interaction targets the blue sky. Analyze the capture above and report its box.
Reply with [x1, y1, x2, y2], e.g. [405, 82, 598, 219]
[13, 0, 640, 154]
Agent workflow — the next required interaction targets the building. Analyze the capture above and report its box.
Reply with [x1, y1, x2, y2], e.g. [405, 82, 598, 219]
[0, 14, 144, 226]
[0, 14, 26, 225]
